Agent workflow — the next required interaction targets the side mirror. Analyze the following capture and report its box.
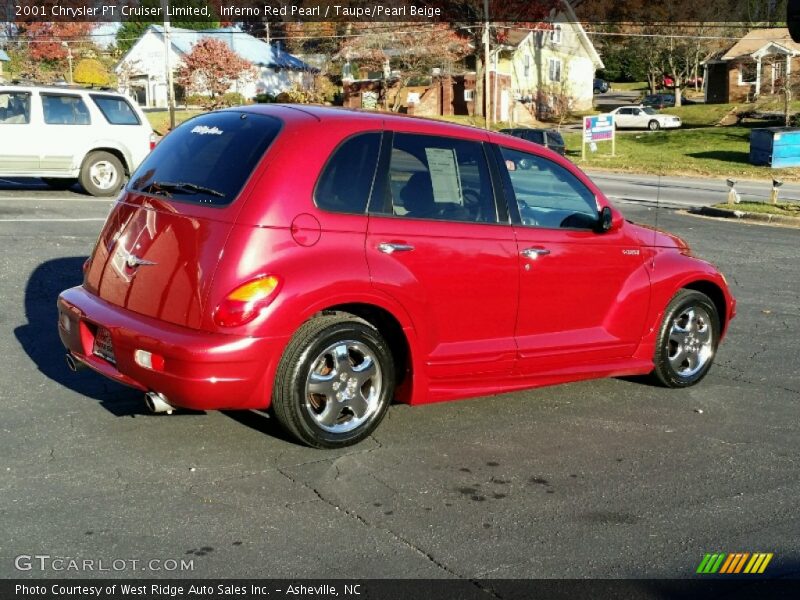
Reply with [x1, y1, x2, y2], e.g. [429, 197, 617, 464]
[597, 206, 622, 233]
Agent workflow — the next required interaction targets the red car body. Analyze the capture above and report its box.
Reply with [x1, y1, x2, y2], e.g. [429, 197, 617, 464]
[58, 105, 735, 417]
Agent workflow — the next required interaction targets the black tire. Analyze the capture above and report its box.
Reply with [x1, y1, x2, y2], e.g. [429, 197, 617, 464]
[42, 178, 77, 191]
[272, 314, 395, 448]
[648, 120, 661, 131]
[652, 290, 720, 388]
[79, 151, 125, 197]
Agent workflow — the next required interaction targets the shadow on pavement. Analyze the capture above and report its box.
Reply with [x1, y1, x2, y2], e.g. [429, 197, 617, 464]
[0, 177, 81, 193]
[14, 256, 144, 416]
[221, 410, 301, 446]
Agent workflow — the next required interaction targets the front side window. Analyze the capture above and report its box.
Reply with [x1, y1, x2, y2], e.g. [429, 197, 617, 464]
[499, 147, 598, 230]
[0, 92, 31, 124]
[42, 94, 91, 125]
[381, 133, 497, 224]
[315, 133, 381, 214]
[91, 95, 140, 125]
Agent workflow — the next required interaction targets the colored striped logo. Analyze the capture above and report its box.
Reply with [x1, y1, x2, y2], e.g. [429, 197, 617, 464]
[696, 552, 773, 574]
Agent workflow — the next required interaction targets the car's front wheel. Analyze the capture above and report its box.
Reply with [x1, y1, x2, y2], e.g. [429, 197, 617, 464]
[272, 314, 395, 448]
[80, 151, 125, 197]
[648, 120, 661, 131]
[652, 289, 720, 388]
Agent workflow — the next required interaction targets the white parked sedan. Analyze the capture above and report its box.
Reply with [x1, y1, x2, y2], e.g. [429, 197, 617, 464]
[610, 106, 682, 131]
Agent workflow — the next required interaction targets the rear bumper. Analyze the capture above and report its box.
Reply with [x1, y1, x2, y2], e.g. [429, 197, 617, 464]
[57, 286, 288, 411]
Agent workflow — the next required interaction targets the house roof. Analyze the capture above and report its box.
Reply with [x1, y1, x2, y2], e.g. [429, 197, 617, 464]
[0, 49, 9, 62]
[722, 29, 800, 60]
[495, 1, 604, 70]
[148, 25, 315, 71]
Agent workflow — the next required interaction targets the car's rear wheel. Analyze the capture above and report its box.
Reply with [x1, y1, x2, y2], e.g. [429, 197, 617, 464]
[80, 151, 125, 197]
[652, 290, 720, 388]
[272, 314, 395, 448]
[42, 178, 77, 191]
[648, 120, 661, 131]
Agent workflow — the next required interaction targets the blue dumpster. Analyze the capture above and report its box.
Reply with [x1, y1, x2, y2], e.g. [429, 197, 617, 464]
[750, 127, 800, 168]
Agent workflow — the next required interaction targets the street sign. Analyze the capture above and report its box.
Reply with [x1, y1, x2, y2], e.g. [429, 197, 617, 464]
[582, 113, 616, 160]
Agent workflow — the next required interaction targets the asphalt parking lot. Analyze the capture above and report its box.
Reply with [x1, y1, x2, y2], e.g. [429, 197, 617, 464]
[0, 180, 798, 581]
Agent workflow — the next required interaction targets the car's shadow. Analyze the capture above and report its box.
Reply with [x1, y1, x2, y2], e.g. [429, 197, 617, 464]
[14, 257, 145, 417]
[0, 177, 81, 193]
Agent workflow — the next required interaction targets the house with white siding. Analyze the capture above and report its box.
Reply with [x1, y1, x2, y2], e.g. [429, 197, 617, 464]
[116, 25, 315, 107]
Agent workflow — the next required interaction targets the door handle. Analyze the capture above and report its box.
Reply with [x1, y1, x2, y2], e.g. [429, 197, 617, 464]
[520, 247, 550, 259]
[377, 242, 415, 254]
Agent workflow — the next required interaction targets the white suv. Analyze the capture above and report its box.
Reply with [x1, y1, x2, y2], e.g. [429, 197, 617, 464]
[0, 84, 154, 196]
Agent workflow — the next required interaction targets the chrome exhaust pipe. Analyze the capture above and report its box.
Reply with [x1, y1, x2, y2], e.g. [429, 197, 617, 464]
[65, 353, 85, 372]
[145, 392, 175, 415]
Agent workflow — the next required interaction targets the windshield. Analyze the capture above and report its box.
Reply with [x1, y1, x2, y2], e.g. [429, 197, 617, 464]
[129, 111, 281, 206]
[643, 107, 658, 115]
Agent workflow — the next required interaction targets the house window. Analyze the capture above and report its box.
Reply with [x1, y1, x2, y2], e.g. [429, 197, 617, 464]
[464, 89, 474, 102]
[548, 58, 562, 83]
[551, 24, 562, 44]
[524, 55, 530, 79]
[739, 61, 757, 85]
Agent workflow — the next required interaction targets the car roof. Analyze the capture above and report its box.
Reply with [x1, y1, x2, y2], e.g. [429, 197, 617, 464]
[236, 104, 498, 138]
[0, 83, 122, 95]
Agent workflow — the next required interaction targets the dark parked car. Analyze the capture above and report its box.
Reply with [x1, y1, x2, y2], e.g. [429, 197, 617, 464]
[642, 94, 697, 109]
[58, 106, 735, 448]
[593, 78, 609, 94]
[500, 128, 566, 156]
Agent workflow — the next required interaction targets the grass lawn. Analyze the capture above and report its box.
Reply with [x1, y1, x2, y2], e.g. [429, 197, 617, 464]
[712, 201, 800, 217]
[564, 126, 800, 182]
[145, 109, 205, 135]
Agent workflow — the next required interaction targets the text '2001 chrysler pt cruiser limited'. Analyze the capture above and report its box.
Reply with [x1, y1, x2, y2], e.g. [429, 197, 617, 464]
[58, 105, 735, 448]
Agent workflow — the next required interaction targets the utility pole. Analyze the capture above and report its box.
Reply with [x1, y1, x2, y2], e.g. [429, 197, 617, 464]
[61, 42, 73, 84]
[483, 0, 490, 129]
[160, 0, 176, 130]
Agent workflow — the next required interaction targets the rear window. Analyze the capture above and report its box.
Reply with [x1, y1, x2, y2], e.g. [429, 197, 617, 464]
[91, 95, 140, 125]
[547, 131, 564, 145]
[129, 112, 281, 206]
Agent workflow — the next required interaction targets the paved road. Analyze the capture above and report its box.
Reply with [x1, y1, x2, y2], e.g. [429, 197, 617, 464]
[588, 171, 800, 208]
[0, 187, 798, 582]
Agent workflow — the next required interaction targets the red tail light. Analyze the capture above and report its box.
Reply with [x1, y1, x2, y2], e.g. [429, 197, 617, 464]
[149, 133, 157, 151]
[214, 276, 280, 328]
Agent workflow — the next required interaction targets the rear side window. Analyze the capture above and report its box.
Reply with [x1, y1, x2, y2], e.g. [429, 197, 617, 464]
[0, 92, 31, 124]
[315, 133, 381, 214]
[91, 95, 140, 125]
[129, 112, 281, 206]
[42, 94, 90, 125]
[382, 133, 497, 224]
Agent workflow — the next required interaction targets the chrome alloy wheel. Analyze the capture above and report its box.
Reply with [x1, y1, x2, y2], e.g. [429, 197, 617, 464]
[304, 340, 382, 433]
[89, 160, 119, 191]
[667, 305, 714, 378]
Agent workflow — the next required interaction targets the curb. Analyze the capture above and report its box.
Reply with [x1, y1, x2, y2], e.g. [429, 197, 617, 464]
[689, 206, 800, 228]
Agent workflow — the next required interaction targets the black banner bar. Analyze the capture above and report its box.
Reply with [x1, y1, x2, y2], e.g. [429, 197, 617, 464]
[4, 579, 800, 600]
[0, 0, 793, 23]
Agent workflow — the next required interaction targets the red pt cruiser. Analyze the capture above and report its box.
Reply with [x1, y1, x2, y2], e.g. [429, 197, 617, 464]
[58, 106, 735, 448]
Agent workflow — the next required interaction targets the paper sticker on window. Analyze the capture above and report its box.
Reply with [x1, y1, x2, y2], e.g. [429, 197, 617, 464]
[425, 148, 463, 205]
